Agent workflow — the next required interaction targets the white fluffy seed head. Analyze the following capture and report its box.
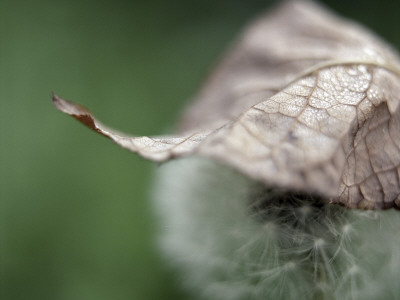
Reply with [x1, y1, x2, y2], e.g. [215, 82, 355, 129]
[152, 156, 400, 300]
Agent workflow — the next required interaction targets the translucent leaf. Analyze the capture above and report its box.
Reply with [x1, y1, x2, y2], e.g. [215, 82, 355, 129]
[53, 1, 400, 209]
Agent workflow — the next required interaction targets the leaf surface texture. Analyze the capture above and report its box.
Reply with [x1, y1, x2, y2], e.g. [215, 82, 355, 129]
[53, 0, 400, 209]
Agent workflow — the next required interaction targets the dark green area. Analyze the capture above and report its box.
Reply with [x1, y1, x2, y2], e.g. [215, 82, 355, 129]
[2, 0, 400, 299]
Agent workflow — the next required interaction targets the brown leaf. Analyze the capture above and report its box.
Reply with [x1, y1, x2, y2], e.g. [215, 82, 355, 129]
[52, 94, 210, 162]
[53, 1, 400, 209]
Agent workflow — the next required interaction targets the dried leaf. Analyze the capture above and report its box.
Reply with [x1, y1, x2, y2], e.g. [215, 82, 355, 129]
[53, 0, 400, 209]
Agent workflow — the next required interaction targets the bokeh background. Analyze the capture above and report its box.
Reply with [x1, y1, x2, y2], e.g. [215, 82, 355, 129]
[3, 0, 400, 299]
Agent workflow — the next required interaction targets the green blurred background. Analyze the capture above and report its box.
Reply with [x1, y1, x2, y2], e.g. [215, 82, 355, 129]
[2, 0, 400, 299]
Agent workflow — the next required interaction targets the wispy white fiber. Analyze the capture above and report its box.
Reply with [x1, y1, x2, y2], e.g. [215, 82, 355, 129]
[153, 157, 400, 300]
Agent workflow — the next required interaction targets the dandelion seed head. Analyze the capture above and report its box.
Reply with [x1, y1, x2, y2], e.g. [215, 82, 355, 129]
[153, 157, 400, 300]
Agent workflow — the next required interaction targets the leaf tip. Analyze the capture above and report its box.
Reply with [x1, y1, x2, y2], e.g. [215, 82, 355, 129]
[51, 92, 63, 109]
[51, 93, 104, 136]
[52, 93, 90, 115]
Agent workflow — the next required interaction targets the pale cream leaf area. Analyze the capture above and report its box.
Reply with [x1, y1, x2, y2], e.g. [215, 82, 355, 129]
[53, 1, 400, 209]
